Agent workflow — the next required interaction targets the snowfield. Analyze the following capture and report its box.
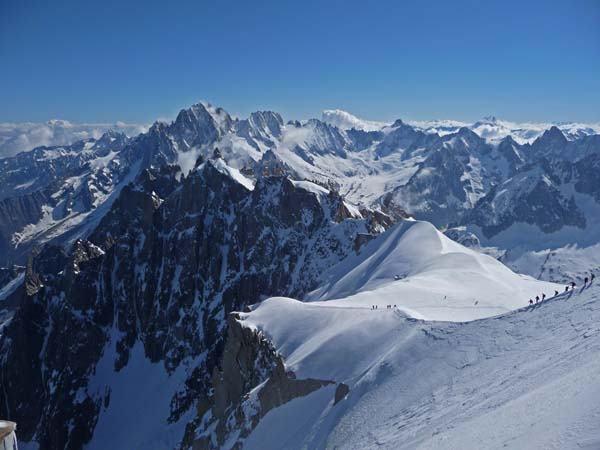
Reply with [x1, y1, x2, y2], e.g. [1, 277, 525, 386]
[306, 219, 560, 322]
[239, 282, 600, 450]
[234, 220, 598, 450]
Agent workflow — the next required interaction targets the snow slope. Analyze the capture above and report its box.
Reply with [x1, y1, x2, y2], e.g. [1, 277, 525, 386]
[305, 219, 559, 321]
[239, 276, 600, 450]
[85, 339, 195, 450]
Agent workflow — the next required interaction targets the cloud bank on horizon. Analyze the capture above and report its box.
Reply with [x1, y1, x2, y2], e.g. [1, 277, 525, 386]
[0, 120, 148, 158]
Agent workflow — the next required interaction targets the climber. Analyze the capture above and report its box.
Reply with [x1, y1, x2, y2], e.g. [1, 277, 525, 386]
[554, 290, 559, 296]
[529, 299, 533, 306]
[584, 276, 589, 285]
[571, 281, 576, 289]
[535, 295, 540, 303]
[542, 293, 546, 301]
[565, 285, 569, 292]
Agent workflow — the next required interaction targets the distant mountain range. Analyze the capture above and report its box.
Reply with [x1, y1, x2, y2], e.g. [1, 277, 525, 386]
[1, 101, 599, 450]
[0, 120, 148, 158]
[1, 103, 598, 266]
[2, 111, 598, 158]
[321, 109, 600, 143]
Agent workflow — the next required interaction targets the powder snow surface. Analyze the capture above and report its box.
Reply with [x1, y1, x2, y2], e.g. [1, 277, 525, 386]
[237, 221, 599, 450]
[241, 283, 600, 450]
[306, 219, 560, 321]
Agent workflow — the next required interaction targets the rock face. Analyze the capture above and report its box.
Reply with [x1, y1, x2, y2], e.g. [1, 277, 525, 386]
[194, 313, 335, 450]
[2, 102, 599, 267]
[334, 383, 350, 405]
[0, 131, 131, 264]
[1, 100, 600, 450]
[0, 158, 388, 450]
[462, 140, 596, 240]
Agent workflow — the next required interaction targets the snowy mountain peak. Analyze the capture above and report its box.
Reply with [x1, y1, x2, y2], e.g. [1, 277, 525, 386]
[457, 126, 480, 138]
[176, 101, 234, 135]
[93, 130, 128, 148]
[305, 218, 558, 321]
[196, 157, 255, 191]
[46, 119, 74, 127]
[236, 110, 284, 146]
[539, 125, 567, 143]
[248, 111, 284, 130]
[529, 125, 569, 159]
[321, 109, 387, 131]
[499, 134, 517, 144]
[479, 115, 499, 124]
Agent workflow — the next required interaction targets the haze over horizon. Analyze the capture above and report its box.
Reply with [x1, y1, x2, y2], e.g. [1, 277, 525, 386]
[1, 0, 599, 124]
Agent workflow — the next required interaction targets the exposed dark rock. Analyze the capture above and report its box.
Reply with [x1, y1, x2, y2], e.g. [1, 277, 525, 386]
[0, 162, 386, 450]
[195, 313, 335, 449]
[334, 383, 350, 405]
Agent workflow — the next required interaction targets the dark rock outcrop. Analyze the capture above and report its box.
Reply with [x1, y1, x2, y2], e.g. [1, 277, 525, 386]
[334, 383, 350, 405]
[194, 314, 335, 450]
[0, 161, 387, 450]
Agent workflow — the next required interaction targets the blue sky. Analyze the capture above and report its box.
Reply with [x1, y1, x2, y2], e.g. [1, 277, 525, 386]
[1, 0, 599, 123]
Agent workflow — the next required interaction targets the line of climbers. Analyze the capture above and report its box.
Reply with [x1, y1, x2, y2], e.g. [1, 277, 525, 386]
[528, 272, 595, 306]
[369, 273, 596, 310]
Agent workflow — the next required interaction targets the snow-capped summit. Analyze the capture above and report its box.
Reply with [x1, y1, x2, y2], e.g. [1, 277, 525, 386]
[321, 109, 388, 131]
[409, 116, 600, 144]
[305, 219, 558, 321]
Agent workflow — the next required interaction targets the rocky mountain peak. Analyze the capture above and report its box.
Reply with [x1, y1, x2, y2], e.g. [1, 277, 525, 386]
[456, 126, 480, 140]
[248, 111, 284, 133]
[93, 130, 128, 149]
[539, 125, 567, 144]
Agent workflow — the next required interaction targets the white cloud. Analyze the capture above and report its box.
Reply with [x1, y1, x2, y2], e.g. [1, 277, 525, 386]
[0, 120, 149, 158]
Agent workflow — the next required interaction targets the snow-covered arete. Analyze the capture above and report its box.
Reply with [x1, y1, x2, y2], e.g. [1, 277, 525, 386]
[304, 219, 560, 321]
[238, 270, 600, 450]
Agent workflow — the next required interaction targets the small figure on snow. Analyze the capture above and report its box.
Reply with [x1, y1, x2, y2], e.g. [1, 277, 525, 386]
[571, 281, 576, 289]
[529, 299, 533, 306]
[554, 290, 559, 296]
[535, 295, 540, 303]
[542, 293, 546, 301]
[565, 285, 569, 292]
[584, 277, 589, 285]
